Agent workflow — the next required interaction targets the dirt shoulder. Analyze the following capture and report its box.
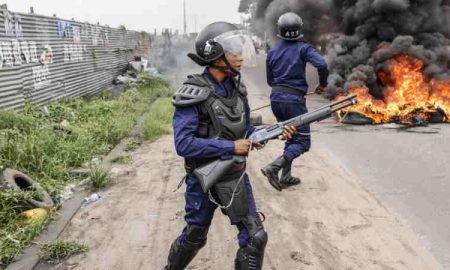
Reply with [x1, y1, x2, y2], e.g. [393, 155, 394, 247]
[48, 81, 442, 270]
[50, 134, 441, 270]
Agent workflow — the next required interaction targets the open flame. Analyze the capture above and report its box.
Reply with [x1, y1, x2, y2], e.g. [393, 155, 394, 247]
[337, 55, 450, 124]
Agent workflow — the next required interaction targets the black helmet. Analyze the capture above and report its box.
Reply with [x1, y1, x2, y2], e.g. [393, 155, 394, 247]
[277, 12, 304, 41]
[188, 22, 256, 71]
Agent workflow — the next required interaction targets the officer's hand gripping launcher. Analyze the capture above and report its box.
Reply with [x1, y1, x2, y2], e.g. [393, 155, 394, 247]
[193, 94, 358, 192]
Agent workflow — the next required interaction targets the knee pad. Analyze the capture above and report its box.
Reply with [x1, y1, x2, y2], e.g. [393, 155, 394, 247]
[251, 229, 268, 250]
[184, 224, 209, 249]
[243, 215, 268, 250]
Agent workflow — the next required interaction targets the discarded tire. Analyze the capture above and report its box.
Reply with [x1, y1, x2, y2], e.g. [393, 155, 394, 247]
[429, 111, 445, 124]
[1, 169, 54, 209]
[340, 112, 374, 125]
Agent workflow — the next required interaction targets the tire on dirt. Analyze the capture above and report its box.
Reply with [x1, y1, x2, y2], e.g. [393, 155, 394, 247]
[1, 168, 54, 209]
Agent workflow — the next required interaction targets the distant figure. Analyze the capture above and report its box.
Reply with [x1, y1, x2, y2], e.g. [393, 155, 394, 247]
[162, 29, 172, 53]
[262, 12, 329, 190]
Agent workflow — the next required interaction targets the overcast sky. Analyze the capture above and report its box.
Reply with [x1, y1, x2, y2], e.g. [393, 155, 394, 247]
[3, 0, 243, 33]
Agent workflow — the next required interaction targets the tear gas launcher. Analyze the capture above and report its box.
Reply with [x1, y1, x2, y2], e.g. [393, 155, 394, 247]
[248, 94, 358, 143]
[194, 94, 358, 192]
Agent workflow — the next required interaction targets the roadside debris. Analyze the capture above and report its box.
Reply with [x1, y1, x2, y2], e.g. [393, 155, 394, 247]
[57, 184, 77, 203]
[0, 168, 54, 209]
[145, 66, 162, 78]
[114, 57, 161, 85]
[20, 208, 50, 225]
[89, 157, 102, 167]
[83, 193, 102, 204]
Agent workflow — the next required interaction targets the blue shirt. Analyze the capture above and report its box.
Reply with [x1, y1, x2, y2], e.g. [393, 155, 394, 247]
[173, 69, 255, 160]
[267, 40, 328, 102]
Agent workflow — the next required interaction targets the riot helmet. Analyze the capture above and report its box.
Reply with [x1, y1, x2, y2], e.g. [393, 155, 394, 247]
[188, 22, 256, 74]
[277, 12, 304, 40]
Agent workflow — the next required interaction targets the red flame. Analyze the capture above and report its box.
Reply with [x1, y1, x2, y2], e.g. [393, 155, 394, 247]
[338, 55, 450, 124]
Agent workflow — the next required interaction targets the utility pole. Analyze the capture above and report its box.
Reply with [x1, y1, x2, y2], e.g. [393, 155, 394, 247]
[183, 0, 187, 36]
[194, 15, 198, 33]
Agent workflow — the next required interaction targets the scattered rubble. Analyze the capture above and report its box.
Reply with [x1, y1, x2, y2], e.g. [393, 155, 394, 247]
[83, 193, 102, 204]
[114, 57, 161, 85]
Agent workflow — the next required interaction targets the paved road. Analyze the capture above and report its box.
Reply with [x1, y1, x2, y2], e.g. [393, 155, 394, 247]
[242, 56, 450, 269]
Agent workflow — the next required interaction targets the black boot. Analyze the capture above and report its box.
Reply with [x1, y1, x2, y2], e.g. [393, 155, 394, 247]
[164, 225, 208, 270]
[164, 238, 202, 270]
[261, 156, 289, 191]
[280, 162, 301, 187]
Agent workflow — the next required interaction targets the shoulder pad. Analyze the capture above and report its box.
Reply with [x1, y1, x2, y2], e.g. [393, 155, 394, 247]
[237, 81, 248, 97]
[184, 74, 212, 87]
[172, 75, 213, 107]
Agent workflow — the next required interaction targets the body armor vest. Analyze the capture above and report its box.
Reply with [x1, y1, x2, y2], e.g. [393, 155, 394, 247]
[172, 73, 248, 172]
[197, 89, 247, 141]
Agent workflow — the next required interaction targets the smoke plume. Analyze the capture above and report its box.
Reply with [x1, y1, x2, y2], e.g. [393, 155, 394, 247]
[249, 0, 450, 98]
[252, 0, 336, 45]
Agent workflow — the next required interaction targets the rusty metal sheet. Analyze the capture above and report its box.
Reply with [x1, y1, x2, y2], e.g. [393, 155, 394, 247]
[0, 6, 151, 111]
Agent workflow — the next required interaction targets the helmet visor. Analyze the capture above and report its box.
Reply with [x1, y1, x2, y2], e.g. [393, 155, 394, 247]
[215, 30, 256, 67]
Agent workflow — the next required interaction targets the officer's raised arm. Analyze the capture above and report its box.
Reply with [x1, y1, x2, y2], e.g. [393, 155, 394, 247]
[305, 44, 329, 89]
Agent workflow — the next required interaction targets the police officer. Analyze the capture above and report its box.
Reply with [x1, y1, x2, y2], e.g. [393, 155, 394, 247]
[165, 22, 296, 270]
[262, 12, 329, 191]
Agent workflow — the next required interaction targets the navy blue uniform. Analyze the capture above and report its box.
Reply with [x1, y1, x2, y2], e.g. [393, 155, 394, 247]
[173, 69, 257, 248]
[266, 40, 328, 162]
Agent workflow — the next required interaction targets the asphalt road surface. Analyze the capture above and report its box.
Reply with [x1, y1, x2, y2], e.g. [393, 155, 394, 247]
[242, 55, 450, 269]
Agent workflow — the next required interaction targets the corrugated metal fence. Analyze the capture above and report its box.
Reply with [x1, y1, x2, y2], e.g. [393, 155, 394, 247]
[0, 6, 151, 111]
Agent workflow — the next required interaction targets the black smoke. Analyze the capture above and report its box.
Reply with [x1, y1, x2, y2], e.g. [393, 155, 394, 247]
[251, 0, 337, 45]
[247, 0, 450, 98]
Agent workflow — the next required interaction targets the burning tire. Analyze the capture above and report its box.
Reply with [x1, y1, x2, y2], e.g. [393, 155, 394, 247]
[340, 112, 374, 125]
[0, 169, 54, 209]
[429, 111, 445, 124]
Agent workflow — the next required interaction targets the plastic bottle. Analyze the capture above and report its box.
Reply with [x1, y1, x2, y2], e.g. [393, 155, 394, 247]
[84, 193, 102, 204]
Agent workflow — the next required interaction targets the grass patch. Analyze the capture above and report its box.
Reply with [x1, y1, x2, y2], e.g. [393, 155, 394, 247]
[110, 155, 131, 164]
[125, 138, 141, 152]
[0, 190, 51, 267]
[88, 166, 114, 190]
[142, 98, 174, 141]
[0, 76, 172, 267]
[39, 240, 88, 263]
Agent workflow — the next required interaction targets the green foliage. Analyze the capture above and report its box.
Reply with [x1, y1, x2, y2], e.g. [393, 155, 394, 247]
[142, 98, 174, 141]
[0, 76, 172, 267]
[0, 189, 41, 224]
[125, 138, 141, 152]
[0, 189, 50, 267]
[0, 110, 35, 132]
[88, 166, 114, 190]
[39, 240, 88, 263]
